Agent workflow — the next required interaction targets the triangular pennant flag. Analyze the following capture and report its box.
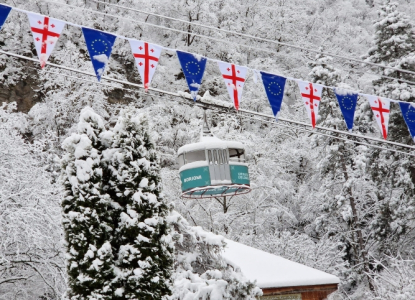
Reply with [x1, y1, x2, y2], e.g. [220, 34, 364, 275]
[27, 13, 65, 68]
[0, 4, 12, 30]
[399, 102, 415, 143]
[366, 95, 391, 140]
[82, 27, 116, 81]
[334, 89, 358, 131]
[176, 51, 207, 101]
[297, 80, 324, 128]
[129, 40, 162, 91]
[261, 72, 286, 120]
[217, 62, 247, 110]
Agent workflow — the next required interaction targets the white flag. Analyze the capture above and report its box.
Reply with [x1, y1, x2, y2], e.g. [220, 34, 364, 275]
[27, 12, 65, 68]
[297, 80, 324, 128]
[217, 61, 248, 110]
[129, 39, 162, 90]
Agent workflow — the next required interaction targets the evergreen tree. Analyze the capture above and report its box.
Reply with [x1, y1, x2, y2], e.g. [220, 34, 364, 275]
[304, 53, 378, 291]
[61, 107, 114, 299]
[364, 0, 415, 255]
[103, 109, 174, 299]
[168, 211, 262, 300]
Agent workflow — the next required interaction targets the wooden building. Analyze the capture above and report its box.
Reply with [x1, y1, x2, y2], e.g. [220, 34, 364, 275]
[222, 240, 339, 300]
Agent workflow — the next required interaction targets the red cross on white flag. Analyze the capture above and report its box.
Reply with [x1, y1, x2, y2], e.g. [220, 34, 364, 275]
[297, 81, 324, 128]
[217, 62, 248, 110]
[366, 95, 391, 140]
[27, 13, 65, 68]
[129, 40, 162, 91]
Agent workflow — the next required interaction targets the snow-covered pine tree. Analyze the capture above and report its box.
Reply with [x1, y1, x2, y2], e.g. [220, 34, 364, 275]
[103, 109, 174, 299]
[168, 211, 262, 300]
[303, 53, 377, 291]
[61, 107, 114, 299]
[364, 0, 415, 255]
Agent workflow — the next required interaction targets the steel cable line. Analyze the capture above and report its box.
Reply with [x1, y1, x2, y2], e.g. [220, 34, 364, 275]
[9, 1, 415, 89]
[1, 48, 415, 153]
[30, 66, 415, 157]
[38, 0, 415, 79]
[86, 0, 415, 78]
[40, 0, 415, 87]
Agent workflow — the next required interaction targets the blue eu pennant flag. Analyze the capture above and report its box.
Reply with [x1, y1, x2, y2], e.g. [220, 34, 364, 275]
[0, 5, 11, 30]
[176, 51, 207, 101]
[334, 89, 358, 131]
[261, 72, 286, 120]
[82, 27, 116, 81]
[399, 102, 415, 143]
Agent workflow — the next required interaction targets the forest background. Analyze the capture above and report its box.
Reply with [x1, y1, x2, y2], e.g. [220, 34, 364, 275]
[1, 0, 415, 299]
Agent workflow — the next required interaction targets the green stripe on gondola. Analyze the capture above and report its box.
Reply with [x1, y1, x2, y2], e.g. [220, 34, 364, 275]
[230, 165, 250, 185]
[180, 166, 211, 191]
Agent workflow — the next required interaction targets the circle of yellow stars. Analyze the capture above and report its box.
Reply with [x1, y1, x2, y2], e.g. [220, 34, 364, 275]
[268, 82, 282, 96]
[341, 95, 354, 110]
[185, 61, 200, 76]
[91, 39, 109, 55]
[406, 107, 415, 122]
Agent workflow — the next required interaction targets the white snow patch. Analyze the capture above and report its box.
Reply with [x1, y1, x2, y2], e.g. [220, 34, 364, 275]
[93, 54, 109, 64]
[192, 53, 204, 62]
[115, 288, 124, 296]
[139, 178, 149, 188]
[222, 239, 340, 288]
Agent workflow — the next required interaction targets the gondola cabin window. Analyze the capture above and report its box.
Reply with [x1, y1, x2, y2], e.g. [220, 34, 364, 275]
[229, 148, 245, 162]
[184, 150, 205, 164]
[178, 154, 185, 167]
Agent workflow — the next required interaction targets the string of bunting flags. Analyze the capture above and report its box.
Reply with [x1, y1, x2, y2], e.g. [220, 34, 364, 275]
[0, 4, 415, 143]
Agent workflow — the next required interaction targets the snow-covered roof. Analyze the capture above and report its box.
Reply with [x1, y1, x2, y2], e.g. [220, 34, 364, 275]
[178, 136, 245, 155]
[222, 239, 340, 289]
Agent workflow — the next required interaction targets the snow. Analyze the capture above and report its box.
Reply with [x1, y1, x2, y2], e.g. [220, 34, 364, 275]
[93, 54, 109, 64]
[179, 160, 209, 172]
[222, 239, 340, 289]
[178, 136, 245, 155]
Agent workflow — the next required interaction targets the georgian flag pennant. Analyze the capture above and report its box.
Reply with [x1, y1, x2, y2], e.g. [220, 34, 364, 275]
[217, 62, 248, 110]
[129, 40, 162, 91]
[399, 102, 415, 143]
[82, 27, 117, 81]
[366, 95, 391, 140]
[176, 51, 207, 101]
[261, 72, 286, 120]
[334, 89, 358, 131]
[27, 12, 66, 68]
[0, 4, 12, 31]
[297, 80, 324, 128]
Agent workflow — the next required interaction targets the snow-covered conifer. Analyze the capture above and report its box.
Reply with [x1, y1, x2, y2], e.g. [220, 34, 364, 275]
[103, 109, 174, 299]
[168, 211, 262, 300]
[61, 107, 114, 299]
[364, 0, 415, 249]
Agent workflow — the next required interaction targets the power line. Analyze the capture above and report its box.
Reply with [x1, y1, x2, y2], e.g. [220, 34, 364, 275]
[2, 48, 415, 154]
[87, 0, 415, 78]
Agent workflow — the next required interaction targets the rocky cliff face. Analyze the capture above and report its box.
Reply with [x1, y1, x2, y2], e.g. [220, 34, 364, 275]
[0, 60, 41, 113]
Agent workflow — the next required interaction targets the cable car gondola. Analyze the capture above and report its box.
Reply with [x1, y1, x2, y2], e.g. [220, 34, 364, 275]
[177, 111, 251, 199]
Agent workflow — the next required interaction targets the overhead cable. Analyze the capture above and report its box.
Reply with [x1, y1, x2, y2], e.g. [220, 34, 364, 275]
[86, 0, 415, 78]
[36, 0, 415, 88]
[7, 2, 415, 102]
[28, 66, 415, 158]
[2, 48, 415, 154]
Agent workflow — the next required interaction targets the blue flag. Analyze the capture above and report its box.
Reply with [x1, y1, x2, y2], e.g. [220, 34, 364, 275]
[0, 5, 11, 30]
[82, 27, 116, 81]
[334, 89, 358, 131]
[261, 72, 286, 120]
[399, 102, 415, 142]
[176, 51, 207, 101]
